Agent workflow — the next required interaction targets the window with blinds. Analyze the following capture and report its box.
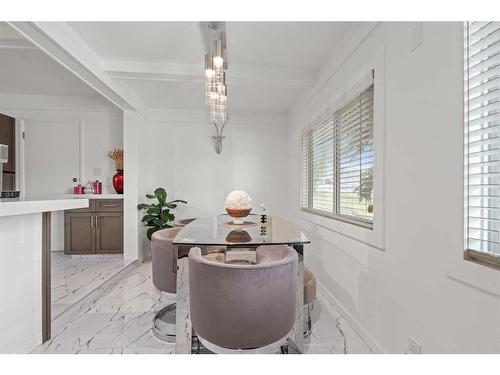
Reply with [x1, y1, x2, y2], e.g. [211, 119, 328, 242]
[301, 83, 374, 227]
[464, 21, 500, 262]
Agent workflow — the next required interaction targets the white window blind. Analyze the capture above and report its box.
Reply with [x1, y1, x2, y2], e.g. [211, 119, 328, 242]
[301, 82, 374, 227]
[337, 85, 374, 223]
[465, 21, 500, 257]
[311, 116, 334, 212]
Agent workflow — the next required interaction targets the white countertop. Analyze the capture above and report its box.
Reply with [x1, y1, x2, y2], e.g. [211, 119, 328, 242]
[64, 194, 124, 200]
[0, 198, 89, 217]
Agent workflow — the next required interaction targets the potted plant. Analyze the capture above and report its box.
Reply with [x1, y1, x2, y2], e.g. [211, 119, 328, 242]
[137, 187, 187, 240]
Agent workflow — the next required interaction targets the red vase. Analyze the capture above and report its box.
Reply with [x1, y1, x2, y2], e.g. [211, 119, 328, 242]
[112, 170, 124, 194]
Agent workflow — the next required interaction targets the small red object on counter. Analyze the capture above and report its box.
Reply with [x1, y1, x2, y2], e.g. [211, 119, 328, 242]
[73, 185, 85, 194]
[95, 181, 102, 194]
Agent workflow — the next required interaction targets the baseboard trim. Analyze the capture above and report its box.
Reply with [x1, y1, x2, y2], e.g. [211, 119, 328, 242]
[316, 280, 386, 354]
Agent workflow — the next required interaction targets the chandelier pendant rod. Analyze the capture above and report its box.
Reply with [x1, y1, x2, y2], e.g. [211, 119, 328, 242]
[204, 21, 228, 154]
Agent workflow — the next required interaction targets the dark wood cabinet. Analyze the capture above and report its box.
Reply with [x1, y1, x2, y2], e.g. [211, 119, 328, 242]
[95, 199, 122, 212]
[65, 199, 123, 255]
[65, 213, 96, 254]
[95, 213, 123, 253]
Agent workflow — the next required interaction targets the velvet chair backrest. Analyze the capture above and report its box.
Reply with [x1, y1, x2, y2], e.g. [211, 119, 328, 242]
[188, 246, 297, 350]
[151, 227, 183, 293]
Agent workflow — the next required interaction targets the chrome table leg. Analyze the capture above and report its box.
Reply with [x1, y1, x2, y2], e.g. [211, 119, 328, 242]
[175, 248, 192, 354]
[304, 302, 314, 337]
[288, 244, 304, 354]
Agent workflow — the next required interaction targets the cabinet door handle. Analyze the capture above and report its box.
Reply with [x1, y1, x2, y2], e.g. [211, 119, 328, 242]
[90, 216, 93, 228]
[103, 204, 117, 207]
[96, 216, 99, 227]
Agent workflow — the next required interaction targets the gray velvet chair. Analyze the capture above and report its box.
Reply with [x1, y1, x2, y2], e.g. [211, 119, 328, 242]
[151, 223, 224, 342]
[151, 227, 186, 342]
[256, 245, 317, 336]
[173, 218, 197, 228]
[188, 246, 298, 353]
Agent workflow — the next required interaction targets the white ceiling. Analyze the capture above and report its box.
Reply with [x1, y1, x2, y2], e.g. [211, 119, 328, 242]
[0, 22, 355, 116]
[69, 22, 205, 63]
[68, 21, 354, 115]
[226, 22, 347, 71]
[0, 23, 107, 98]
[0, 48, 101, 97]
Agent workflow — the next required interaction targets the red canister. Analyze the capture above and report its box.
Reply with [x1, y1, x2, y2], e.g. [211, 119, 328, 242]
[96, 181, 102, 194]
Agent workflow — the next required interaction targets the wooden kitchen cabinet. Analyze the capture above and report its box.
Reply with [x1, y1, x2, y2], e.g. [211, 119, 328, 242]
[65, 212, 96, 254]
[95, 213, 123, 253]
[64, 199, 123, 255]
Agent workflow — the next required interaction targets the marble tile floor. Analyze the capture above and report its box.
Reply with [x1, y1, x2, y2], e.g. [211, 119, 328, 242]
[35, 259, 372, 354]
[51, 251, 134, 319]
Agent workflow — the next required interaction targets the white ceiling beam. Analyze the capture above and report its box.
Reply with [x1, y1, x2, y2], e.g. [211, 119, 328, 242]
[101, 59, 316, 89]
[8, 22, 147, 116]
[0, 38, 37, 50]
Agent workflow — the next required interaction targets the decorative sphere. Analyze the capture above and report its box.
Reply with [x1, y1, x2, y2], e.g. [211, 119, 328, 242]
[225, 191, 252, 210]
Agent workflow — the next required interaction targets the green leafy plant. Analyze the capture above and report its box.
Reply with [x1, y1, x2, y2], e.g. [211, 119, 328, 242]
[137, 187, 187, 240]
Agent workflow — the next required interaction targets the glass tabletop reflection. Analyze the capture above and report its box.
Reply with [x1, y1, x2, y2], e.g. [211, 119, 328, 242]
[172, 214, 310, 246]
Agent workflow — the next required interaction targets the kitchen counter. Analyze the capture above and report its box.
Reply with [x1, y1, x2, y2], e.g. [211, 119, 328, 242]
[64, 194, 123, 200]
[0, 197, 89, 217]
[0, 196, 90, 353]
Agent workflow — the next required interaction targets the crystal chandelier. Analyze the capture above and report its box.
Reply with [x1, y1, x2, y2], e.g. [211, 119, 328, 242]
[204, 22, 228, 154]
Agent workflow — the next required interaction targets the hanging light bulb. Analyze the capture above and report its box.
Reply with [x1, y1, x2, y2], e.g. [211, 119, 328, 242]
[204, 53, 215, 79]
[212, 39, 224, 69]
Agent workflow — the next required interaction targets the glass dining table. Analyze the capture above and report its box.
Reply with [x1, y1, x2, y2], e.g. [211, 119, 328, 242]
[172, 214, 310, 354]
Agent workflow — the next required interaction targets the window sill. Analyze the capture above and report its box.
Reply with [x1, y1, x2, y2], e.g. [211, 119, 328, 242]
[447, 251, 500, 297]
[301, 208, 373, 230]
[300, 208, 384, 251]
[464, 249, 500, 272]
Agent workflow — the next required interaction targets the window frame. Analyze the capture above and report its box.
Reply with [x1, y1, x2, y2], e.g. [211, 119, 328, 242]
[301, 84, 375, 229]
[463, 21, 500, 270]
[299, 50, 386, 251]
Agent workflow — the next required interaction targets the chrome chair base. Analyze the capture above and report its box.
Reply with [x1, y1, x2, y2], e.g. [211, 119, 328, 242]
[191, 336, 213, 354]
[152, 303, 177, 342]
[193, 334, 290, 354]
[153, 302, 315, 344]
[304, 301, 315, 337]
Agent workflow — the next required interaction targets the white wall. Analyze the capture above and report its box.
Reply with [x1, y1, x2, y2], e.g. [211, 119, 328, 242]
[286, 22, 500, 353]
[0, 94, 123, 250]
[0, 213, 42, 353]
[136, 109, 289, 257]
[123, 110, 143, 261]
